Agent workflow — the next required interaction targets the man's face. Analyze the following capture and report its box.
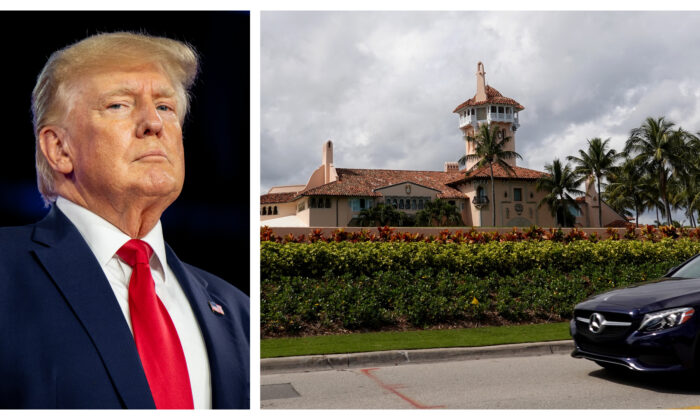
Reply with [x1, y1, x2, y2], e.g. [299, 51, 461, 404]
[60, 66, 185, 210]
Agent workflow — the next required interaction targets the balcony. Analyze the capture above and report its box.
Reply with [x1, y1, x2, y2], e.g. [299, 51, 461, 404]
[472, 195, 489, 209]
[459, 110, 520, 129]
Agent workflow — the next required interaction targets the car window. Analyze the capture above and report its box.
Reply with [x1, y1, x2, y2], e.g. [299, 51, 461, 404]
[673, 256, 700, 278]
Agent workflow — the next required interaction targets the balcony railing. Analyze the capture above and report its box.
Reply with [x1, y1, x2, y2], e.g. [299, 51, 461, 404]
[459, 112, 519, 128]
[472, 195, 489, 209]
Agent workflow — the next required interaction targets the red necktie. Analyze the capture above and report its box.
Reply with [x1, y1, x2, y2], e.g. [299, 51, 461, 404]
[117, 239, 194, 409]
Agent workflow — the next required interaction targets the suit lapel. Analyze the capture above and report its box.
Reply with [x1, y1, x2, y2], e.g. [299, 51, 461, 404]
[31, 207, 155, 409]
[166, 246, 248, 409]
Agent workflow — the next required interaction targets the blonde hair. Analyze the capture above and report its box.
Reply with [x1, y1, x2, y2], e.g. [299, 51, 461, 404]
[32, 32, 199, 205]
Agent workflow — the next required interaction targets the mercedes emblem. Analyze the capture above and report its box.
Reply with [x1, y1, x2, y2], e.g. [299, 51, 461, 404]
[589, 313, 605, 334]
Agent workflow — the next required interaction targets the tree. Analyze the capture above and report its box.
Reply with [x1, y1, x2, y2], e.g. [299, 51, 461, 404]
[625, 117, 686, 225]
[604, 159, 655, 227]
[458, 123, 522, 226]
[415, 199, 463, 227]
[670, 131, 700, 227]
[357, 203, 403, 227]
[536, 159, 585, 226]
[567, 137, 619, 227]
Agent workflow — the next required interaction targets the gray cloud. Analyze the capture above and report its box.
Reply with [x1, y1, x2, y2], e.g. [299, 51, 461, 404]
[261, 11, 700, 224]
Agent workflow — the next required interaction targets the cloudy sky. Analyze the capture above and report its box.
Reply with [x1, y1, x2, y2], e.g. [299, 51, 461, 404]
[261, 11, 700, 224]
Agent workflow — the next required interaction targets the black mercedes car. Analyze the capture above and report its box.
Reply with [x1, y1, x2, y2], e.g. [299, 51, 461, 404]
[571, 253, 700, 372]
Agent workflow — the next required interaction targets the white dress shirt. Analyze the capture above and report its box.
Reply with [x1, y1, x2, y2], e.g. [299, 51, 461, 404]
[56, 197, 212, 409]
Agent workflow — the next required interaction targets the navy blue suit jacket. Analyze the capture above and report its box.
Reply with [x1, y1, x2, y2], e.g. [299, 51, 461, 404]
[0, 207, 249, 409]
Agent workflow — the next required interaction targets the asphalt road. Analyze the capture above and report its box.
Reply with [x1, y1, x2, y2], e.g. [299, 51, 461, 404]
[261, 352, 700, 409]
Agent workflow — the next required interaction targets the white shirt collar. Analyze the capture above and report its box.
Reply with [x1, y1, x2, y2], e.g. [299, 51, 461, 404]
[56, 196, 169, 279]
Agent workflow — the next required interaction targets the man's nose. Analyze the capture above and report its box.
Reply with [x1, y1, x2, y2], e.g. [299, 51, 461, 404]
[136, 103, 164, 138]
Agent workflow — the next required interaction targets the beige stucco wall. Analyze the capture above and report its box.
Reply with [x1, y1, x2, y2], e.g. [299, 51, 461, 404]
[267, 185, 304, 194]
[461, 121, 517, 171]
[260, 201, 297, 221]
[375, 183, 439, 213]
[458, 179, 557, 227]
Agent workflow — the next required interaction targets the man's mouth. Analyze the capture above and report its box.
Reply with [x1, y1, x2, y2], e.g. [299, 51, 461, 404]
[136, 151, 168, 162]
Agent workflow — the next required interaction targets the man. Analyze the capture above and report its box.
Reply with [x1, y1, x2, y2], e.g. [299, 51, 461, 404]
[0, 32, 249, 409]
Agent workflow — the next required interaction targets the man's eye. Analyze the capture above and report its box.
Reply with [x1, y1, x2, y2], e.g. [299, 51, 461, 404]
[157, 105, 174, 112]
[107, 103, 124, 110]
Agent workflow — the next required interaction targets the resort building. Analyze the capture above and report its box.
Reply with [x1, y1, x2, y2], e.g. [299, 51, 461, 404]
[261, 63, 627, 228]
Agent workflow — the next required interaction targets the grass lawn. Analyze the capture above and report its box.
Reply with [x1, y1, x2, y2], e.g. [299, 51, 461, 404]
[261, 321, 571, 358]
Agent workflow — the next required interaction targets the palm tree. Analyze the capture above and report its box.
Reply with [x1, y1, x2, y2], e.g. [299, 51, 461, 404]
[536, 159, 585, 226]
[672, 132, 700, 227]
[604, 159, 654, 227]
[567, 137, 620, 227]
[415, 199, 463, 226]
[625, 117, 686, 225]
[458, 123, 522, 226]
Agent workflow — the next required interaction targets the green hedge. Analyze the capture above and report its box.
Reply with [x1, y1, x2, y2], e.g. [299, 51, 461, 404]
[261, 239, 700, 336]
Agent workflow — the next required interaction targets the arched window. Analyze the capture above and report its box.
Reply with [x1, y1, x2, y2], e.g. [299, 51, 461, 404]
[392, 199, 398, 208]
[412, 199, 417, 210]
[310, 197, 316, 208]
[262, 207, 267, 215]
[399, 199, 404, 209]
[418, 199, 424, 210]
[273, 206, 278, 215]
[477, 186, 485, 198]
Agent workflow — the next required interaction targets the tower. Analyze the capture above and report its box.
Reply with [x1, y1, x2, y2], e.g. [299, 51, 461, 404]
[453, 62, 524, 171]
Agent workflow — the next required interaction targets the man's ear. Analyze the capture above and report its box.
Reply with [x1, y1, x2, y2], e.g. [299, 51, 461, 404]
[39, 126, 73, 175]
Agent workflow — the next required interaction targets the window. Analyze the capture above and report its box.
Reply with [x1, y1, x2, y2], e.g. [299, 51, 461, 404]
[273, 206, 278, 215]
[360, 198, 365, 208]
[477, 186, 486, 198]
[412, 199, 417, 210]
[310, 197, 316, 208]
[418, 199, 424, 210]
[262, 207, 267, 216]
[325, 198, 331, 208]
[491, 106, 497, 113]
[392, 199, 398, 208]
[399, 199, 404, 209]
[514, 188, 522, 202]
[498, 106, 504, 113]
[506, 107, 511, 114]
[568, 205, 582, 217]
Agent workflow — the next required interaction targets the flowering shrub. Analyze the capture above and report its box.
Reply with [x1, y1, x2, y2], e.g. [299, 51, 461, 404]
[261, 238, 700, 336]
[262, 225, 700, 244]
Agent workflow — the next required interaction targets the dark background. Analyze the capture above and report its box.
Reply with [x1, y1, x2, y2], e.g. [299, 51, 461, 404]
[0, 11, 250, 295]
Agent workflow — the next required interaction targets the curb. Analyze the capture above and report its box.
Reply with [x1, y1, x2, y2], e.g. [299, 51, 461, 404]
[261, 339, 574, 374]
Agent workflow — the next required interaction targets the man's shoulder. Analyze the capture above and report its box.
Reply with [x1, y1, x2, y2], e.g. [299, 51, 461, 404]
[0, 224, 36, 251]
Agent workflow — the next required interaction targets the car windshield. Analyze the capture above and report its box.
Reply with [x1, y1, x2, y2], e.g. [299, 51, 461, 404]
[673, 255, 700, 278]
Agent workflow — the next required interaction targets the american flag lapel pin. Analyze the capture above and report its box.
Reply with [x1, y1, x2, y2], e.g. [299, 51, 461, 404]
[209, 301, 225, 316]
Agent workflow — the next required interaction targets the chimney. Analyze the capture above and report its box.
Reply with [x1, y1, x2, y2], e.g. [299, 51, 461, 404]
[323, 140, 334, 183]
[475, 62, 487, 102]
[444, 162, 460, 173]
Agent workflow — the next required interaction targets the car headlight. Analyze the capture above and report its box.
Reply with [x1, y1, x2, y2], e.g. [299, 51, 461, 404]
[638, 307, 695, 333]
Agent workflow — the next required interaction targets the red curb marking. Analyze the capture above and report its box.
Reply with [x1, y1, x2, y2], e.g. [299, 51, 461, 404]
[360, 368, 444, 409]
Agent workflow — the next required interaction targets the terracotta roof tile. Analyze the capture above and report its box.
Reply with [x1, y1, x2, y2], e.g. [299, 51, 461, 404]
[458, 163, 546, 181]
[453, 85, 524, 113]
[299, 168, 467, 199]
[260, 192, 297, 204]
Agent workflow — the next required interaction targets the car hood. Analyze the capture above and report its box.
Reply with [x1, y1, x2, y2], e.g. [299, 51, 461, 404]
[577, 277, 700, 314]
